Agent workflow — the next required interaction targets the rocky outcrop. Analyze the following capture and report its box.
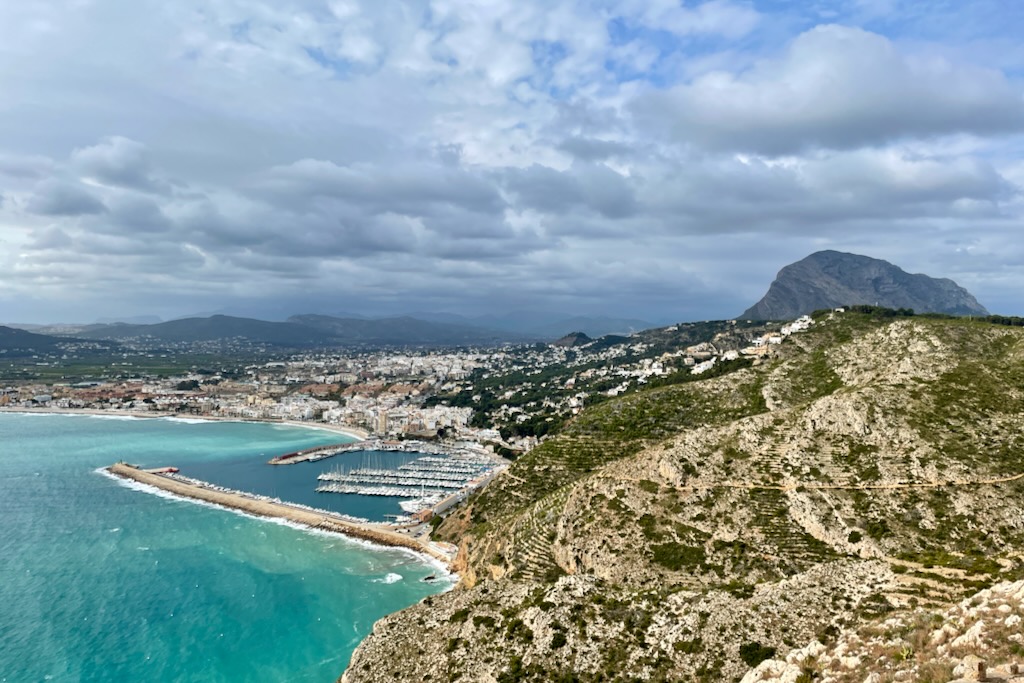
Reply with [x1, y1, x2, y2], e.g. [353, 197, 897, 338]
[741, 250, 988, 320]
[742, 580, 1024, 683]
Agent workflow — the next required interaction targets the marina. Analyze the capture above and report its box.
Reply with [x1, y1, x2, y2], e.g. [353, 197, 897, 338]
[313, 449, 505, 505]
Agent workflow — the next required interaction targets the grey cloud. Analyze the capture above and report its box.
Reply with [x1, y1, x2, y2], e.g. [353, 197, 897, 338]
[179, 199, 417, 260]
[636, 150, 1019, 234]
[634, 25, 1024, 155]
[557, 137, 633, 162]
[25, 180, 107, 216]
[0, 153, 55, 179]
[174, 199, 272, 249]
[801, 152, 1017, 205]
[575, 164, 638, 219]
[502, 162, 637, 219]
[105, 195, 173, 233]
[71, 137, 168, 193]
[29, 226, 74, 250]
[502, 165, 581, 214]
[254, 159, 506, 216]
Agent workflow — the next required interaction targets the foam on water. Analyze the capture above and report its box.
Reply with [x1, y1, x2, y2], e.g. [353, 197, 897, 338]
[159, 416, 214, 424]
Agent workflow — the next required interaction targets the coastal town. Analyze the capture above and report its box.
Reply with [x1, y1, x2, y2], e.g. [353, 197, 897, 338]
[0, 316, 815, 457]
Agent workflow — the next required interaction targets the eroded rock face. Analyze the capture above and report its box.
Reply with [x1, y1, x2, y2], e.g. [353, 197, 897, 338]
[741, 581, 1024, 683]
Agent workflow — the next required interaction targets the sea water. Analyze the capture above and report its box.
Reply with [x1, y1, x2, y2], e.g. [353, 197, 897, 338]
[0, 413, 449, 682]
[182, 448, 429, 521]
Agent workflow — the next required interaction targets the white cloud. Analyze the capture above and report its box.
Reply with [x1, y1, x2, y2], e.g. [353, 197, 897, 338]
[624, 0, 760, 39]
[635, 24, 1024, 154]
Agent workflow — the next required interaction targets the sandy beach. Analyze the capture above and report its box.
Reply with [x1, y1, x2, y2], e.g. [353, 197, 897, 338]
[0, 406, 369, 440]
[107, 463, 455, 567]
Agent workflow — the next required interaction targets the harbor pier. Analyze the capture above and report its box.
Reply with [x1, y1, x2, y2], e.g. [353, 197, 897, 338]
[106, 462, 457, 567]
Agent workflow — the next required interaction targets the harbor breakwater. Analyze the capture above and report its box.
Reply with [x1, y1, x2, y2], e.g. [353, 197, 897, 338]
[107, 463, 456, 567]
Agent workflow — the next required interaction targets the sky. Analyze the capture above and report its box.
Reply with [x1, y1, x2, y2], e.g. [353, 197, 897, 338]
[1, 0, 1023, 324]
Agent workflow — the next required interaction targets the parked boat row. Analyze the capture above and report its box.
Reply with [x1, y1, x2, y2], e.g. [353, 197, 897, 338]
[314, 447, 507, 516]
[398, 461, 486, 475]
[331, 467, 473, 483]
[315, 482, 450, 497]
[318, 472, 466, 490]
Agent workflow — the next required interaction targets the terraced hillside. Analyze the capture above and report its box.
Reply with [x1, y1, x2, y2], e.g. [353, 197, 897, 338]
[342, 312, 1024, 683]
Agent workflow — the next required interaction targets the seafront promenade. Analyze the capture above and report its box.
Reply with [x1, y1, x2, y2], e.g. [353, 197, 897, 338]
[107, 463, 456, 567]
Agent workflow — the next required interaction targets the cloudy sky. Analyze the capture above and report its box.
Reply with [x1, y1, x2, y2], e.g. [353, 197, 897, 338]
[2, 0, 1023, 324]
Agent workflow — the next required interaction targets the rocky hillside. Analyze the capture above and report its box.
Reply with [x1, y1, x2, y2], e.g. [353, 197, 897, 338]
[742, 580, 1024, 683]
[341, 311, 1024, 683]
[742, 251, 988, 320]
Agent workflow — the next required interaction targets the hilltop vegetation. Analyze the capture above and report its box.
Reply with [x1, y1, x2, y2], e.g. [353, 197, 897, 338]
[342, 311, 1024, 683]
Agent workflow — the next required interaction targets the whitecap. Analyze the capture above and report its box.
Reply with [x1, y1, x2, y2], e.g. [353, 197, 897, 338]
[373, 572, 403, 584]
[86, 414, 144, 421]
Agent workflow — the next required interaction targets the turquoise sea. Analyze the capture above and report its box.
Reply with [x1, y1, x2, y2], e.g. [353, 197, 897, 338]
[0, 413, 449, 683]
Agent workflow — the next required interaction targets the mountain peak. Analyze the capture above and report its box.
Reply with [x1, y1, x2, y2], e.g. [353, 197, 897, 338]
[741, 251, 988, 320]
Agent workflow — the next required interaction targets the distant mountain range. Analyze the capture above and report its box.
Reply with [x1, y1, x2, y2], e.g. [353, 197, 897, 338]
[407, 311, 655, 338]
[73, 315, 339, 346]
[0, 326, 69, 355]
[741, 251, 989, 320]
[54, 314, 533, 348]
[0, 325, 118, 356]
[286, 314, 531, 346]
[8, 311, 656, 347]
[156, 309, 656, 339]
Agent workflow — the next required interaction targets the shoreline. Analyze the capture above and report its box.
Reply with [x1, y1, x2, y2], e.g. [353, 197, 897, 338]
[105, 462, 457, 570]
[0, 406, 369, 441]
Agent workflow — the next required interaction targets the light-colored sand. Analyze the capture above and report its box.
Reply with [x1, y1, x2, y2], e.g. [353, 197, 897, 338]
[108, 463, 453, 567]
[0, 406, 368, 440]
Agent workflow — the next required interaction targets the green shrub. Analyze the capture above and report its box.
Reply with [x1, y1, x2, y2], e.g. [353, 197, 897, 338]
[673, 638, 704, 654]
[739, 641, 777, 667]
[651, 542, 707, 571]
